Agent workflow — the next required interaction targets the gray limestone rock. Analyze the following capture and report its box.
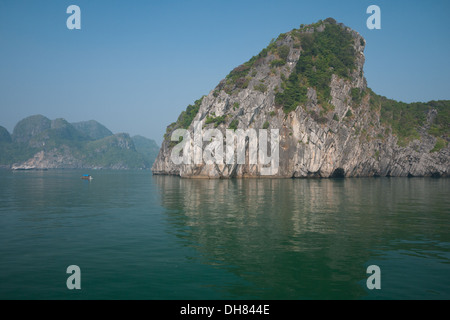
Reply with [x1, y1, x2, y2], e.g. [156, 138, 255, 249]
[152, 20, 449, 178]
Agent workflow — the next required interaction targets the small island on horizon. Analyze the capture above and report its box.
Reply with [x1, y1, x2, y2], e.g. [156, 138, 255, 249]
[0, 115, 159, 170]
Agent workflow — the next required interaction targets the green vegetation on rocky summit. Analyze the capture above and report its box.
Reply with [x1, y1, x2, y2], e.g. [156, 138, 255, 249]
[212, 19, 357, 113]
[368, 89, 450, 147]
[276, 20, 356, 113]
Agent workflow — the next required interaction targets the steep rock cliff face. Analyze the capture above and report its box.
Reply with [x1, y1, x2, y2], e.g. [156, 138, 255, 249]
[152, 19, 449, 178]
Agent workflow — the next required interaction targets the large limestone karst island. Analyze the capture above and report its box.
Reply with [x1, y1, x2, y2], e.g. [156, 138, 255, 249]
[152, 18, 449, 178]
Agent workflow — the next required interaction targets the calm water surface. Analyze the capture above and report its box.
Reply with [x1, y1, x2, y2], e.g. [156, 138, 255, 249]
[0, 169, 448, 299]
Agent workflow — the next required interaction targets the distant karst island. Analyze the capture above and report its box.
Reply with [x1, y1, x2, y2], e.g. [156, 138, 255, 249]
[0, 115, 159, 170]
[152, 18, 449, 178]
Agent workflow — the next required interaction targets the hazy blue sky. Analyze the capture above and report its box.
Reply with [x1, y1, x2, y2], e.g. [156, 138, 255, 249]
[1, 0, 449, 144]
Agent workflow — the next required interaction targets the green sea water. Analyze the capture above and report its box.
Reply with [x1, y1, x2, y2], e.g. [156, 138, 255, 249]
[0, 169, 448, 300]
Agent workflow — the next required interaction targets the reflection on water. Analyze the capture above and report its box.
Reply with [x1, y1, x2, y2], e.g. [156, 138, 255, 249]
[154, 176, 450, 299]
[0, 170, 448, 299]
